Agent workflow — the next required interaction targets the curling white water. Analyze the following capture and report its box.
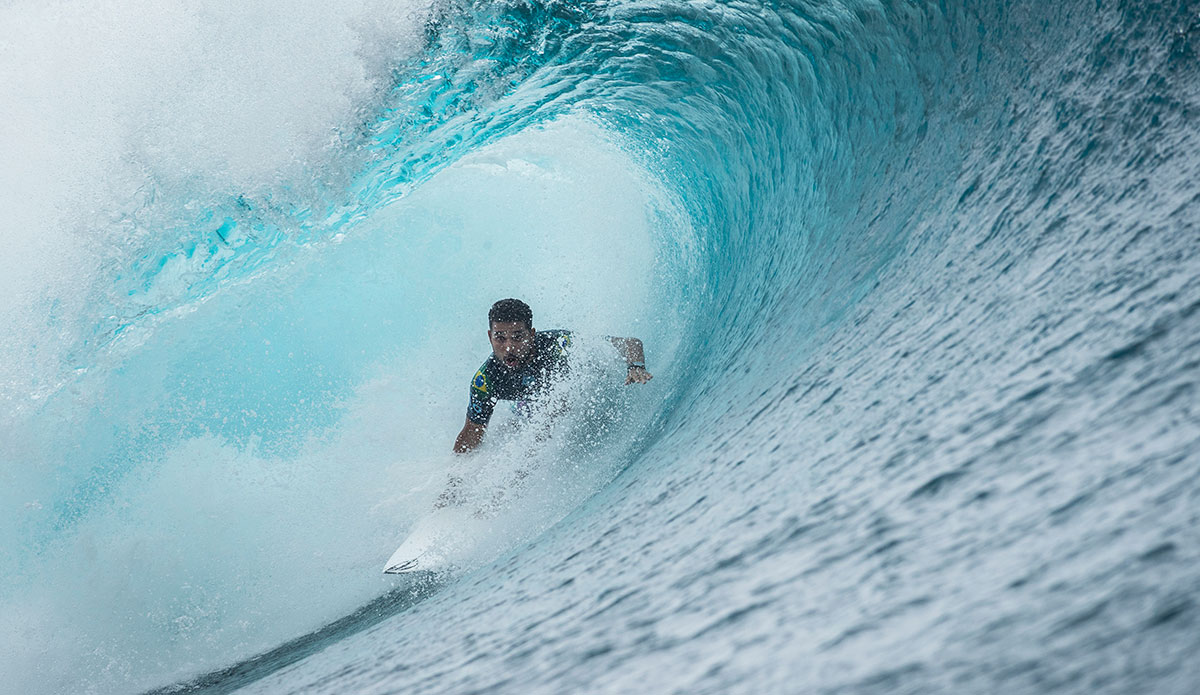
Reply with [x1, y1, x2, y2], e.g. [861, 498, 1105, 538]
[2, 2, 688, 689]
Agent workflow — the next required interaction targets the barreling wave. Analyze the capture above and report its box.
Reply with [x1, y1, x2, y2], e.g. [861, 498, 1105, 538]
[2, 0, 1198, 692]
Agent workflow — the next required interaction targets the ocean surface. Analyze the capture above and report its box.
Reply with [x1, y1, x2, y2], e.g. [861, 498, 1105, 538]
[2, 0, 1199, 693]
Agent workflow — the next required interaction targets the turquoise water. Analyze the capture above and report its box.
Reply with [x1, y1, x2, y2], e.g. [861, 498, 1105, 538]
[3, 0, 1199, 693]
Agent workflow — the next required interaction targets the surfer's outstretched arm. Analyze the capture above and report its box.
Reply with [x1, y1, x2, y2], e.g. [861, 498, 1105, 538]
[454, 419, 486, 453]
[607, 336, 653, 384]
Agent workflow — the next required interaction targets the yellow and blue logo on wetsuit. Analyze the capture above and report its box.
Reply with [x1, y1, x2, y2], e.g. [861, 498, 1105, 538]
[472, 368, 488, 394]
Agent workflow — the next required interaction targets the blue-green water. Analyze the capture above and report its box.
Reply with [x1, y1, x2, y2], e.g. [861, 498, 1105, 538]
[3, 0, 1199, 693]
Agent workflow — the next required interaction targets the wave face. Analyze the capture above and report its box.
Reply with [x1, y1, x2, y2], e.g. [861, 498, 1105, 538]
[3, 0, 1199, 692]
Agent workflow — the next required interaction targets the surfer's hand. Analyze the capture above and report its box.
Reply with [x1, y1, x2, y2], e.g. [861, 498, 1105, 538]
[626, 365, 653, 385]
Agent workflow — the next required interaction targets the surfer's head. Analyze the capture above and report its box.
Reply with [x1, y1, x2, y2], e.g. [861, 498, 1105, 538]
[488, 298, 536, 370]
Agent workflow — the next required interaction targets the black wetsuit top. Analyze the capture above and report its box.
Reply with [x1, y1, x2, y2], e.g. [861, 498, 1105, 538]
[466, 329, 573, 425]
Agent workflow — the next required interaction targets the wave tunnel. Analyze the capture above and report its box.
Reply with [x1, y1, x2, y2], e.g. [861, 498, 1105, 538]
[2, 0, 1199, 692]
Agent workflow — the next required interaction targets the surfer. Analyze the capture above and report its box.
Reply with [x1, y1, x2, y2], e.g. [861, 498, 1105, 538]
[452, 298, 653, 454]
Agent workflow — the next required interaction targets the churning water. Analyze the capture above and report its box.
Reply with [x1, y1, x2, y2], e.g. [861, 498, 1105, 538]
[3, 0, 1199, 693]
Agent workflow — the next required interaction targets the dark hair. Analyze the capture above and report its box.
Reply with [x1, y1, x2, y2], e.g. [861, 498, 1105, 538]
[489, 298, 533, 329]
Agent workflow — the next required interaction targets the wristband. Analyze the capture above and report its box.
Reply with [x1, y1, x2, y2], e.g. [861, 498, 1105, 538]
[628, 362, 646, 370]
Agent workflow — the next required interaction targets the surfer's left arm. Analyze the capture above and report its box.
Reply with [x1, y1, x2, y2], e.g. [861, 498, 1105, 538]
[607, 336, 653, 385]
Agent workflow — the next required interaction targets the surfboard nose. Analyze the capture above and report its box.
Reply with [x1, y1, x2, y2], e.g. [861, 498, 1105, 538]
[384, 558, 421, 574]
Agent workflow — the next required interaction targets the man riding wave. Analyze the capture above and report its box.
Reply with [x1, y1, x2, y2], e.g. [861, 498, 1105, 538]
[453, 298, 653, 453]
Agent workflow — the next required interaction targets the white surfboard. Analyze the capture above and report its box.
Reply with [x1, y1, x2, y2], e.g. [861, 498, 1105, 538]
[383, 502, 487, 574]
[384, 453, 540, 575]
[383, 512, 451, 574]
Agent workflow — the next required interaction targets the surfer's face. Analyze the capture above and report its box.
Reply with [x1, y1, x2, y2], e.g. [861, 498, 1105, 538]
[489, 321, 535, 370]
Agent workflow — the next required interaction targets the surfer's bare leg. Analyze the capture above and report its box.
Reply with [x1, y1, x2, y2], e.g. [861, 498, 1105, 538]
[435, 475, 466, 508]
[475, 468, 533, 519]
[528, 393, 569, 447]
